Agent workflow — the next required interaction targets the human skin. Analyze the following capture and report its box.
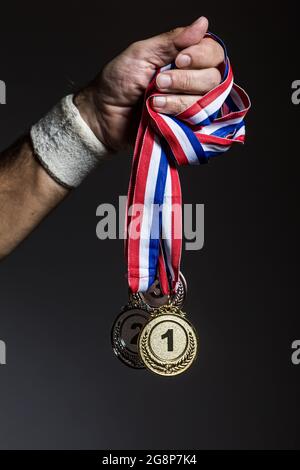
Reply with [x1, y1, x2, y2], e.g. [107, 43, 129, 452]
[0, 16, 224, 259]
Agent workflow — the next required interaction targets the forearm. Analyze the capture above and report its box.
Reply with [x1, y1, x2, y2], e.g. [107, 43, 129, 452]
[0, 89, 109, 261]
[0, 137, 68, 259]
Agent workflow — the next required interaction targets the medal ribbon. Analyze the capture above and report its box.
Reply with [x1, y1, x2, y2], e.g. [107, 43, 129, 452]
[126, 33, 251, 295]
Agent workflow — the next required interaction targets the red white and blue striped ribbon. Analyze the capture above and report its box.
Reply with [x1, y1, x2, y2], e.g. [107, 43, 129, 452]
[125, 33, 250, 295]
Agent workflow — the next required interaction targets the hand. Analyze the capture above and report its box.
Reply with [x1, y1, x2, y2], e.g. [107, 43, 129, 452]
[75, 16, 224, 151]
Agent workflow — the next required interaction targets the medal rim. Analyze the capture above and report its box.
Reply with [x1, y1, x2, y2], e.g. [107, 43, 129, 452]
[138, 312, 198, 377]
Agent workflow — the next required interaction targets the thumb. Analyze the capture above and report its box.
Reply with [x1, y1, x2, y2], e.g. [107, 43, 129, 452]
[142, 16, 209, 66]
[174, 16, 209, 49]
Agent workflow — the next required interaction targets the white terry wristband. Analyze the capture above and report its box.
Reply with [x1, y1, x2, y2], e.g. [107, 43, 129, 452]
[30, 94, 109, 188]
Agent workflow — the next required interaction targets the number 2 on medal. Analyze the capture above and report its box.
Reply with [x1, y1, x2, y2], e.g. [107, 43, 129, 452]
[130, 323, 143, 345]
[161, 329, 174, 351]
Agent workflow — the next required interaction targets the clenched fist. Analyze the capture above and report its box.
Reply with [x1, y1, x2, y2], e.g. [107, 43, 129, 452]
[75, 16, 224, 151]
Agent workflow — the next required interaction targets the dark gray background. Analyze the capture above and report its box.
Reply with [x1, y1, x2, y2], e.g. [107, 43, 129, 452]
[0, 0, 299, 450]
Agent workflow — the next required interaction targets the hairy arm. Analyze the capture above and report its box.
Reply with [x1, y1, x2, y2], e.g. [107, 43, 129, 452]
[0, 137, 68, 259]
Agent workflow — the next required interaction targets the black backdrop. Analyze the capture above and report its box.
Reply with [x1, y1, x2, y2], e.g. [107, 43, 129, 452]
[0, 0, 299, 450]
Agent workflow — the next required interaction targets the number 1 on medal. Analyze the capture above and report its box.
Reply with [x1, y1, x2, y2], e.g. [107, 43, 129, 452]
[161, 329, 174, 351]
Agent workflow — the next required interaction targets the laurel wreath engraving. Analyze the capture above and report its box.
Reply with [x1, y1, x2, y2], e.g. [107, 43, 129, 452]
[174, 279, 186, 308]
[113, 320, 145, 369]
[140, 329, 196, 375]
[150, 305, 186, 318]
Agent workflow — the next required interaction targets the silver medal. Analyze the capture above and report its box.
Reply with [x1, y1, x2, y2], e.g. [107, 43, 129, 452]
[111, 307, 150, 369]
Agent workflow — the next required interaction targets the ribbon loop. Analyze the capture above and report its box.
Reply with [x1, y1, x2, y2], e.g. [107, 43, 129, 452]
[126, 33, 251, 294]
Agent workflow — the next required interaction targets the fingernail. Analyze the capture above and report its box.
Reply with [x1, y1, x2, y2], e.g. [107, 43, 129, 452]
[176, 54, 191, 68]
[153, 96, 167, 108]
[157, 73, 172, 89]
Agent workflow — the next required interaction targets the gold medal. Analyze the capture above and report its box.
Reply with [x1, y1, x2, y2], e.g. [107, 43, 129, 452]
[138, 305, 198, 377]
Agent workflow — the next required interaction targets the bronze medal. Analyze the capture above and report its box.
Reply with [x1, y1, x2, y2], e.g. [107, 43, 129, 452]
[129, 272, 187, 313]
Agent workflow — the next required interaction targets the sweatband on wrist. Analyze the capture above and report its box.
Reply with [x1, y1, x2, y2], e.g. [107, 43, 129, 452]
[30, 94, 109, 188]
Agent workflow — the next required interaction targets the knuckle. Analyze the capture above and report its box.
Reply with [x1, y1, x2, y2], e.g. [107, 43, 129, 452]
[206, 38, 225, 64]
[192, 46, 206, 65]
[178, 95, 189, 112]
[166, 96, 187, 114]
[201, 39, 214, 57]
[208, 68, 221, 88]
[194, 39, 214, 64]
[198, 38, 224, 66]
[176, 71, 191, 91]
[128, 40, 144, 56]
